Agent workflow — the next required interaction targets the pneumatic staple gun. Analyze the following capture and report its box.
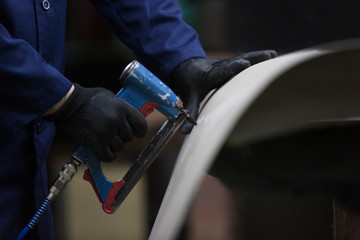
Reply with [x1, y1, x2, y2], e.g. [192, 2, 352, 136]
[70, 60, 196, 213]
[17, 60, 196, 239]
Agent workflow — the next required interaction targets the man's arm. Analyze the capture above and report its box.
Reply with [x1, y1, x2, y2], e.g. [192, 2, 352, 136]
[0, 23, 147, 161]
[87, 0, 277, 133]
[43, 85, 74, 116]
[88, 0, 206, 82]
[0, 24, 72, 135]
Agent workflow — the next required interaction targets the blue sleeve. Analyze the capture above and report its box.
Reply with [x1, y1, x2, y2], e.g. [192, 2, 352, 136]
[0, 24, 72, 135]
[88, 0, 207, 82]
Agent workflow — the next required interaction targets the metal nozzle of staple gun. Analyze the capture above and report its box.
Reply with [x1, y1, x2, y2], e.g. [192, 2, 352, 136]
[176, 105, 197, 125]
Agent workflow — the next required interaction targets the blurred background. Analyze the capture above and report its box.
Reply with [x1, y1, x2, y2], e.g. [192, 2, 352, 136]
[47, 0, 360, 239]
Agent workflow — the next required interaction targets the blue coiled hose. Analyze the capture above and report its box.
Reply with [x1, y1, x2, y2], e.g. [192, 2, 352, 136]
[16, 198, 51, 240]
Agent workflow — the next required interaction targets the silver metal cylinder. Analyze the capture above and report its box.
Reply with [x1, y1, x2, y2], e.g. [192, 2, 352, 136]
[47, 158, 81, 201]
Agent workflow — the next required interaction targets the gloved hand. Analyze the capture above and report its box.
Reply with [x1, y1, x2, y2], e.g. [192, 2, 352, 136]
[170, 50, 277, 134]
[46, 83, 147, 162]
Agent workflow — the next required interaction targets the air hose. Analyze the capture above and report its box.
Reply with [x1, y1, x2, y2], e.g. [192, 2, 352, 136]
[16, 159, 81, 240]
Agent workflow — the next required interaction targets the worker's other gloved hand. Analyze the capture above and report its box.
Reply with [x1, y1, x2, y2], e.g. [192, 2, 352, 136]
[46, 83, 147, 162]
[170, 50, 277, 134]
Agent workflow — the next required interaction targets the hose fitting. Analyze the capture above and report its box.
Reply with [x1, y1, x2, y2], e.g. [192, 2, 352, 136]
[17, 158, 82, 240]
[47, 158, 81, 201]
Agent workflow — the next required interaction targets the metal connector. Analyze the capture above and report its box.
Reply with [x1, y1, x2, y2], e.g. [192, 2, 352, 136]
[47, 158, 82, 201]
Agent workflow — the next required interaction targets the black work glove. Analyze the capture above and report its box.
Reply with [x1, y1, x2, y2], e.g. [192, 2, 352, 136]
[170, 50, 277, 134]
[46, 83, 147, 162]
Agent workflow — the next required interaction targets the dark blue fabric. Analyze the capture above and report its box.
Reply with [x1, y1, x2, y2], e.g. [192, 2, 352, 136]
[88, 0, 206, 82]
[0, 0, 205, 239]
